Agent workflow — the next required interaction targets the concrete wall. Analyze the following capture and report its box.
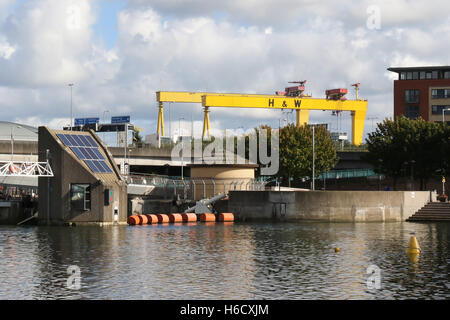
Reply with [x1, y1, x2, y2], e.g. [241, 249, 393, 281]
[228, 190, 432, 222]
[0, 201, 24, 224]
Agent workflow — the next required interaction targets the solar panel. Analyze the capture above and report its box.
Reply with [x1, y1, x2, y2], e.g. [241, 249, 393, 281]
[72, 135, 84, 146]
[57, 133, 113, 174]
[65, 135, 77, 146]
[57, 134, 71, 146]
[84, 135, 98, 147]
[98, 160, 113, 173]
[92, 148, 105, 160]
[71, 147, 86, 160]
[79, 148, 91, 159]
[78, 135, 91, 147]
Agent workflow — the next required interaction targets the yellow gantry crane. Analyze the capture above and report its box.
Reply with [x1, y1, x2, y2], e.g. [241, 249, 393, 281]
[156, 85, 368, 145]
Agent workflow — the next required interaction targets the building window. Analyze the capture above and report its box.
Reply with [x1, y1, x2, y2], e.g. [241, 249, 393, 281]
[431, 105, 450, 115]
[432, 71, 439, 79]
[405, 106, 419, 119]
[426, 72, 432, 79]
[400, 72, 406, 80]
[420, 71, 426, 80]
[71, 184, 91, 211]
[406, 72, 413, 80]
[445, 71, 450, 79]
[405, 89, 419, 103]
[431, 89, 450, 99]
[412, 72, 419, 80]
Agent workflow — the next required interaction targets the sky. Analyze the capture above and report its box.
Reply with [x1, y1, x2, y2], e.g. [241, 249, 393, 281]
[1, 0, 450, 143]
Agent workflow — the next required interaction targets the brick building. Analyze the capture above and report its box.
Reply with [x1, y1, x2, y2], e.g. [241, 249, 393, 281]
[387, 66, 450, 124]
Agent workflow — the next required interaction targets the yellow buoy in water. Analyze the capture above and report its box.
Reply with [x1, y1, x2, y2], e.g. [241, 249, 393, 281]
[334, 247, 341, 253]
[406, 236, 421, 255]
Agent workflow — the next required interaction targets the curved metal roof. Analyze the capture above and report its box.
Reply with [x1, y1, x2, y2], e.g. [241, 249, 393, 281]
[0, 122, 38, 141]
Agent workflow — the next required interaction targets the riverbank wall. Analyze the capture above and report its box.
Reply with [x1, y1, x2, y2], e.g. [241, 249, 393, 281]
[228, 190, 434, 222]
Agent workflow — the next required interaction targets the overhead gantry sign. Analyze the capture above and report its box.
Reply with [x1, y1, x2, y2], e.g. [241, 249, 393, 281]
[156, 91, 368, 145]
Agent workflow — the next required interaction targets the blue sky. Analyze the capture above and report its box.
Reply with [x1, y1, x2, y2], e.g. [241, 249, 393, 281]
[92, 0, 125, 49]
[0, 0, 449, 143]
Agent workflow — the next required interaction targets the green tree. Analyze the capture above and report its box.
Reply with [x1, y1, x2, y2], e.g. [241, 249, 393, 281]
[365, 116, 450, 190]
[279, 124, 337, 186]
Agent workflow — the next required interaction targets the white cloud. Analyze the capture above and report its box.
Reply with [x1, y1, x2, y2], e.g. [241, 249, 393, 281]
[0, 0, 96, 86]
[0, 0, 450, 142]
[0, 37, 15, 59]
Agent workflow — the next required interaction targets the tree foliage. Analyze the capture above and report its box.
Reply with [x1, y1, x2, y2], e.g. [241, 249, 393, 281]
[365, 116, 450, 190]
[279, 124, 337, 183]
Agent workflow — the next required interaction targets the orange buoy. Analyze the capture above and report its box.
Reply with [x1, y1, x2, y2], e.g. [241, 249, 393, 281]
[137, 214, 148, 225]
[181, 213, 197, 222]
[200, 213, 216, 222]
[218, 213, 234, 222]
[127, 215, 140, 225]
[145, 214, 158, 224]
[156, 214, 169, 223]
[168, 213, 183, 223]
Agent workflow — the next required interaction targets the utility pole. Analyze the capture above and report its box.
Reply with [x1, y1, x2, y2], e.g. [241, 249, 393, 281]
[367, 116, 378, 132]
[102, 110, 110, 143]
[68, 83, 74, 130]
[124, 124, 128, 175]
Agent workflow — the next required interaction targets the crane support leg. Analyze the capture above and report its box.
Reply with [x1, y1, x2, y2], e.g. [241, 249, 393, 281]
[296, 109, 310, 127]
[202, 107, 211, 140]
[157, 101, 165, 137]
[351, 109, 367, 146]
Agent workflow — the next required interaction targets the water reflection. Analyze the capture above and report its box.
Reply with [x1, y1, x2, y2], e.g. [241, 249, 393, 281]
[0, 222, 448, 300]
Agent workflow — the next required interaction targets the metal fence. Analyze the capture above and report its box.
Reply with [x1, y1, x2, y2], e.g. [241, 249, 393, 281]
[125, 174, 267, 201]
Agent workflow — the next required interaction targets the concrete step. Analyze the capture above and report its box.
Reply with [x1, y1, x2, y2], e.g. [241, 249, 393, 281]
[417, 209, 450, 214]
[407, 201, 450, 222]
[408, 214, 450, 218]
[407, 218, 450, 221]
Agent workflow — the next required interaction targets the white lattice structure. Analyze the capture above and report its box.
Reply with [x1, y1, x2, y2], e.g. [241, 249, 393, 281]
[0, 161, 53, 177]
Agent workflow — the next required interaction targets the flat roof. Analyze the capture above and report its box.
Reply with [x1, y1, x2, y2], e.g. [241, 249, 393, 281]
[388, 66, 450, 73]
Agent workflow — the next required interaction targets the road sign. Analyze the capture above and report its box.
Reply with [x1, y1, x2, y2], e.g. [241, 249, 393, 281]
[111, 116, 130, 124]
[74, 118, 99, 126]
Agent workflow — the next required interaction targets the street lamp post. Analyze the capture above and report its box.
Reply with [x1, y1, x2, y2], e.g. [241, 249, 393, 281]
[103, 110, 110, 142]
[68, 83, 74, 130]
[11, 125, 22, 161]
[179, 118, 184, 180]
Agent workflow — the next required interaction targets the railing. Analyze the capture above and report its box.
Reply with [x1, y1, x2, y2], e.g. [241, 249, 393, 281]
[317, 168, 382, 180]
[124, 174, 267, 201]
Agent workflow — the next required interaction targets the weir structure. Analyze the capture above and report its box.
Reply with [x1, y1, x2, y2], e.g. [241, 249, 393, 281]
[155, 86, 368, 145]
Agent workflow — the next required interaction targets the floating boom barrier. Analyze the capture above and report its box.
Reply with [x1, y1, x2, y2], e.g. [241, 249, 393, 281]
[127, 212, 234, 225]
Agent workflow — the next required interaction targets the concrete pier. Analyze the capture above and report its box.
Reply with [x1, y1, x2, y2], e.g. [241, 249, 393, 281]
[228, 190, 434, 222]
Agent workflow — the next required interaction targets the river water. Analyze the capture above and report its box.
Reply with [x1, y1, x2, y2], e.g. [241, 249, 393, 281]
[0, 221, 448, 300]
